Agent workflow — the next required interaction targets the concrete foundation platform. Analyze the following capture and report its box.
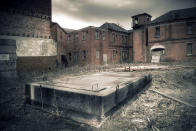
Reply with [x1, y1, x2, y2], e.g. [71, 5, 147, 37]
[25, 72, 152, 127]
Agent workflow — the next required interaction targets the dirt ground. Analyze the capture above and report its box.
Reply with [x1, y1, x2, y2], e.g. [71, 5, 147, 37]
[0, 63, 196, 131]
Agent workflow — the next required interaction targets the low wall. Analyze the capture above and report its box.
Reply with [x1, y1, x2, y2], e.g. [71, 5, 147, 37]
[17, 56, 57, 72]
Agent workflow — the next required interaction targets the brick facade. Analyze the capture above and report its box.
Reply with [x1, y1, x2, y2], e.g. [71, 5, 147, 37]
[64, 26, 132, 66]
[132, 7, 196, 63]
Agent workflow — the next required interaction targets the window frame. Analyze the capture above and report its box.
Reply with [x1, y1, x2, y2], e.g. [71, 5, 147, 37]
[155, 26, 160, 38]
[187, 43, 193, 56]
[187, 22, 193, 35]
[82, 31, 86, 41]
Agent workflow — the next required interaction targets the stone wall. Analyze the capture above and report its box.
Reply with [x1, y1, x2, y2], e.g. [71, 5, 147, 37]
[0, 36, 57, 56]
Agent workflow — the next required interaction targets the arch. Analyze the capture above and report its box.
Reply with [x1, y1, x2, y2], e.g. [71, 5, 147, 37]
[150, 45, 165, 51]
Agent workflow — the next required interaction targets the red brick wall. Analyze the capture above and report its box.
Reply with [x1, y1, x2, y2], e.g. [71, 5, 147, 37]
[64, 27, 132, 65]
[133, 28, 145, 62]
[148, 19, 196, 62]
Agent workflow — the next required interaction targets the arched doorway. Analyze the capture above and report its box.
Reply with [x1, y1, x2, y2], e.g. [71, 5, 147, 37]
[150, 45, 165, 63]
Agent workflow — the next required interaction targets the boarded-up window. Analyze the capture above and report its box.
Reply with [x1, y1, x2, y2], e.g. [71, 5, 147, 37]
[82, 32, 86, 40]
[95, 30, 99, 40]
[155, 26, 160, 37]
[96, 50, 100, 59]
[102, 31, 105, 40]
[187, 43, 192, 55]
[112, 33, 115, 42]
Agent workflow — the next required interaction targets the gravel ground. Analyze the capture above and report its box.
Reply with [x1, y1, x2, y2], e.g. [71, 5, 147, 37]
[0, 64, 196, 131]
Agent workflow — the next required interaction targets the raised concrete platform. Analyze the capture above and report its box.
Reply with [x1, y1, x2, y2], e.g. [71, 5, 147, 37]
[25, 72, 152, 127]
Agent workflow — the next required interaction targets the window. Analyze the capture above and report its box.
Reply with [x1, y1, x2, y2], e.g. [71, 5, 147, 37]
[122, 50, 128, 60]
[187, 22, 193, 35]
[74, 33, 79, 41]
[95, 30, 99, 40]
[102, 31, 105, 40]
[135, 17, 138, 25]
[122, 36, 127, 44]
[74, 52, 79, 63]
[147, 17, 150, 22]
[68, 35, 71, 41]
[82, 31, 86, 40]
[68, 52, 72, 61]
[113, 49, 116, 59]
[96, 50, 100, 59]
[155, 26, 160, 37]
[82, 50, 87, 60]
[112, 33, 115, 42]
[187, 43, 192, 55]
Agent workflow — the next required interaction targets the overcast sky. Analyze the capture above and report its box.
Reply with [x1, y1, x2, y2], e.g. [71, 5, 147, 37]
[52, 0, 196, 30]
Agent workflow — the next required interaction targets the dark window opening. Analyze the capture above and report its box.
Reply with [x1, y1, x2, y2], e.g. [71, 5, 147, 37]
[82, 50, 87, 60]
[135, 17, 138, 25]
[187, 22, 193, 35]
[95, 30, 99, 40]
[68, 52, 72, 61]
[187, 43, 192, 55]
[155, 26, 160, 37]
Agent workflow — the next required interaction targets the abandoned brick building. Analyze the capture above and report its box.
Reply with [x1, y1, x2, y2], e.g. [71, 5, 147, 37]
[0, 0, 68, 79]
[0, 0, 195, 79]
[64, 23, 132, 66]
[132, 7, 196, 62]
[63, 7, 196, 65]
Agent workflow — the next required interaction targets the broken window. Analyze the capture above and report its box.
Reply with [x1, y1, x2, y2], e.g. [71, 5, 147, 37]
[95, 30, 99, 40]
[187, 22, 193, 35]
[102, 31, 105, 40]
[187, 43, 192, 55]
[96, 50, 100, 59]
[155, 26, 160, 37]
[82, 31, 86, 41]
[82, 50, 87, 60]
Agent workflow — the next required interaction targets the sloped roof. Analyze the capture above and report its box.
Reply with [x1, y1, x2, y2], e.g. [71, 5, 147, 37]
[132, 13, 151, 18]
[63, 28, 75, 33]
[151, 7, 196, 24]
[99, 22, 128, 33]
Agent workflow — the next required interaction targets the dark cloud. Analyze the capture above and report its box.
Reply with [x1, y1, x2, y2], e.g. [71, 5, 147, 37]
[52, 0, 196, 29]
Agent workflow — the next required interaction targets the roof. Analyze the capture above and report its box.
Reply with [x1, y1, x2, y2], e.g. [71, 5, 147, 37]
[63, 28, 75, 33]
[151, 7, 196, 24]
[132, 13, 152, 18]
[52, 22, 67, 34]
[99, 22, 128, 33]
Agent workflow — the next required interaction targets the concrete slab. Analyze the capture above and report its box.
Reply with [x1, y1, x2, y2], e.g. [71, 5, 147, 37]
[25, 72, 152, 127]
